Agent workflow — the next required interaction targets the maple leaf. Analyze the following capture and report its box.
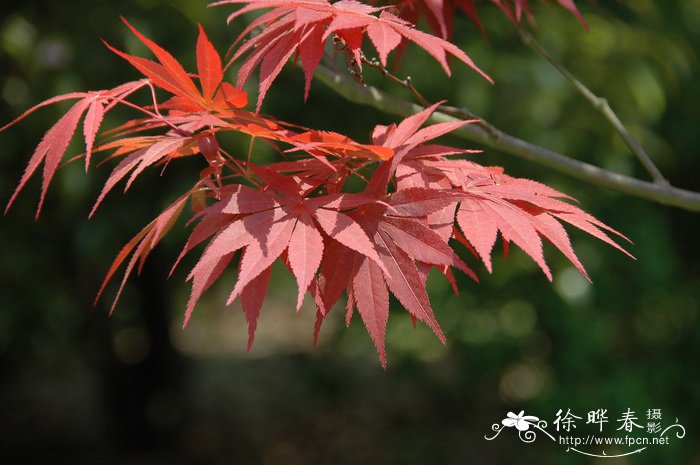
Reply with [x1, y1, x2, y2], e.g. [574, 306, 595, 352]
[379, 0, 588, 40]
[2, 21, 254, 218]
[211, 0, 491, 109]
[366, 101, 478, 194]
[361, 103, 631, 285]
[310, 188, 476, 367]
[177, 171, 388, 349]
[2, 81, 147, 217]
[395, 156, 633, 278]
[95, 192, 191, 315]
[104, 18, 248, 114]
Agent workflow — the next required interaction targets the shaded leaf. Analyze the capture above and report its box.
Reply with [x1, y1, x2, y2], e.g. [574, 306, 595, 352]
[241, 265, 273, 350]
[288, 212, 325, 310]
[353, 258, 390, 367]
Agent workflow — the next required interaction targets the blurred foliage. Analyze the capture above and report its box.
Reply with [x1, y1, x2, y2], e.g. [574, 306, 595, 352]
[1, 0, 699, 464]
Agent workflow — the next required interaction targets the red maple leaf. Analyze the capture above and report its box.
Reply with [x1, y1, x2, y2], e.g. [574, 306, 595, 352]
[398, 149, 632, 279]
[3, 20, 254, 218]
[105, 18, 248, 113]
[177, 169, 386, 349]
[211, 0, 491, 109]
[2, 81, 147, 217]
[380, 0, 588, 40]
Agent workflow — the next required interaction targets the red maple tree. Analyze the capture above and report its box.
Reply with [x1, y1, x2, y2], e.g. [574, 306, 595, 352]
[3, 0, 631, 367]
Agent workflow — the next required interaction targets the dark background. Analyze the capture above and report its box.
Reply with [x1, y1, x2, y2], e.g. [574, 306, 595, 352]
[1, 1, 699, 464]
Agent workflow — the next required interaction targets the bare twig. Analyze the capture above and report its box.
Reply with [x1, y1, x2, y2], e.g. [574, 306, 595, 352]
[361, 56, 432, 106]
[313, 61, 700, 212]
[360, 56, 500, 138]
[517, 26, 669, 186]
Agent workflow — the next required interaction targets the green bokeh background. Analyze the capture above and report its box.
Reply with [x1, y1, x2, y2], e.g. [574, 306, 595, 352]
[1, 1, 699, 464]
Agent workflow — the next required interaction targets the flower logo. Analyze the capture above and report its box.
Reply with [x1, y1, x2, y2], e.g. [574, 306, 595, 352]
[486, 410, 553, 443]
[502, 411, 540, 431]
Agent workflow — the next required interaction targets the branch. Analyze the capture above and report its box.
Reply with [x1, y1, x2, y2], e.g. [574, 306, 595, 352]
[517, 26, 669, 186]
[313, 62, 700, 212]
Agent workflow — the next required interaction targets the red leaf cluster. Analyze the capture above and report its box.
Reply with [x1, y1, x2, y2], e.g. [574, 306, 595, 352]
[211, 0, 491, 109]
[380, 0, 588, 39]
[4, 2, 629, 367]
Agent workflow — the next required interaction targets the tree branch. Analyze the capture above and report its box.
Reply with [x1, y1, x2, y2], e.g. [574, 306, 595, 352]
[313, 62, 700, 212]
[517, 26, 669, 186]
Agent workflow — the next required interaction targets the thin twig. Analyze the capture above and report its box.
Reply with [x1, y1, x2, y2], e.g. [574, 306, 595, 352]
[517, 26, 669, 185]
[361, 56, 432, 106]
[360, 56, 500, 138]
[312, 61, 700, 212]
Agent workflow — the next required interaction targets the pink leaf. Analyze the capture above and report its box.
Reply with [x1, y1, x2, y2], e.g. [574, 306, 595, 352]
[457, 198, 498, 272]
[314, 208, 387, 274]
[257, 28, 302, 111]
[196, 24, 224, 101]
[7, 98, 91, 217]
[389, 187, 464, 217]
[123, 136, 188, 191]
[288, 212, 325, 310]
[526, 207, 589, 281]
[227, 214, 295, 304]
[298, 24, 326, 100]
[366, 21, 402, 66]
[482, 199, 552, 280]
[171, 211, 234, 277]
[219, 186, 281, 214]
[353, 258, 390, 368]
[374, 229, 445, 343]
[317, 239, 359, 313]
[83, 99, 105, 171]
[189, 208, 285, 281]
[384, 102, 444, 148]
[380, 216, 478, 281]
[185, 252, 235, 327]
[241, 265, 273, 351]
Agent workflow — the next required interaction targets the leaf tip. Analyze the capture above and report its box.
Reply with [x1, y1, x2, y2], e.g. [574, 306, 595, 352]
[182, 310, 193, 329]
[4, 195, 17, 216]
[119, 15, 132, 29]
